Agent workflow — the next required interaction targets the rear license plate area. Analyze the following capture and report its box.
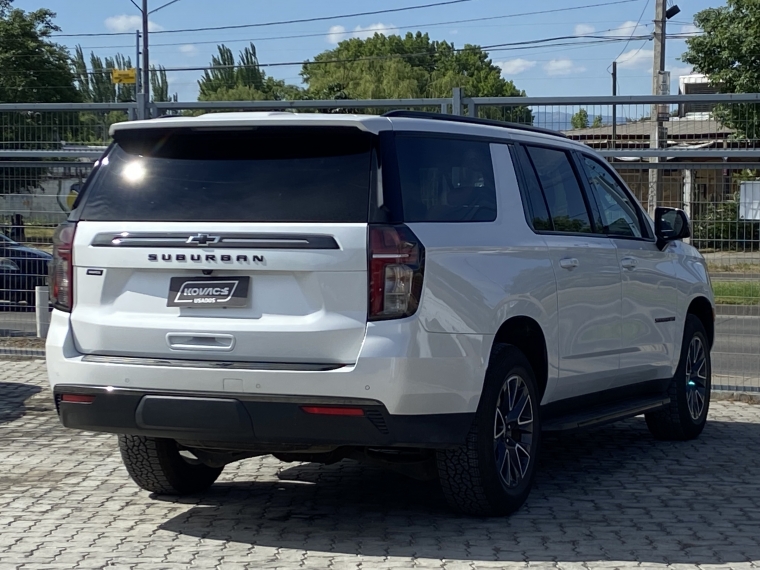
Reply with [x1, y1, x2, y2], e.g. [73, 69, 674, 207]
[168, 276, 250, 307]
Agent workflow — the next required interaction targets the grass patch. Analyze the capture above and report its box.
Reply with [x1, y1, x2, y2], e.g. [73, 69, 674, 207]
[713, 281, 760, 305]
[708, 262, 760, 274]
[22, 226, 56, 241]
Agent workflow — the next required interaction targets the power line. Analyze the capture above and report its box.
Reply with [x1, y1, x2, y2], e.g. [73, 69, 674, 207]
[70, 19, 653, 52]
[53, 0, 645, 52]
[149, 0, 184, 14]
[51, 0, 476, 37]
[7, 34, 651, 77]
[610, 0, 650, 72]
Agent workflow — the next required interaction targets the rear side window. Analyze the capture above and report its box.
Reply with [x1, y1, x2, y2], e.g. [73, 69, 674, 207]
[79, 127, 373, 223]
[511, 145, 552, 231]
[395, 136, 497, 222]
[525, 146, 592, 234]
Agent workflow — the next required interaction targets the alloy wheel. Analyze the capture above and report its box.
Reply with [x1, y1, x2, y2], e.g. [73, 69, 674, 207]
[493, 374, 534, 489]
[685, 336, 708, 421]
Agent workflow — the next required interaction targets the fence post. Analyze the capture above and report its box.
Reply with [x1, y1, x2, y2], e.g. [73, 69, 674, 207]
[467, 100, 476, 118]
[35, 286, 49, 338]
[452, 87, 463, 116]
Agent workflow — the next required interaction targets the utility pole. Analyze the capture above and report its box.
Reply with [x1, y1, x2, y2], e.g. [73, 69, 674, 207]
[648, 0, 667, 217]
[135, 30, 144, 120]
[142, 0, 150, 105]
[611, 61, 617, 150]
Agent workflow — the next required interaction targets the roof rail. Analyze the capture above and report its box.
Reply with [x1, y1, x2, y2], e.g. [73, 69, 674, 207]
[382, 110, 567, 139]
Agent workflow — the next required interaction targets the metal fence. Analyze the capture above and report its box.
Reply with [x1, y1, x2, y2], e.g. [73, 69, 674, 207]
[2, 94, 760, 392]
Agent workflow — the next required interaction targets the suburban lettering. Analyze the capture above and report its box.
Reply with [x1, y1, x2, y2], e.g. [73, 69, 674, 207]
[221, 255, 231, 262]
[205, 255, 216, 262]
[148, 254, 157, 261]
[176, 254, 186, 261]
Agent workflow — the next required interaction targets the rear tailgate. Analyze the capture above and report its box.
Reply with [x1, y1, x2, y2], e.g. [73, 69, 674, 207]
[69, 125, 374, 364]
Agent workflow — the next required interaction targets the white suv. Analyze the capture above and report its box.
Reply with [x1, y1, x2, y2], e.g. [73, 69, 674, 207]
[46, 111, 714, 516]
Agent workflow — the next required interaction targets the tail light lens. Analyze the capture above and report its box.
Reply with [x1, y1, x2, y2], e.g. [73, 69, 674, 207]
[51, 222, 76, 312]
[369, 224, 425, 321]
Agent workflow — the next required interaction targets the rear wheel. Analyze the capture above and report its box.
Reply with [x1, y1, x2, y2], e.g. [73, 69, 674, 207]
[436, 344, 541, 516]
[118, 435, 223, 495]
[646, 314, 711, 441]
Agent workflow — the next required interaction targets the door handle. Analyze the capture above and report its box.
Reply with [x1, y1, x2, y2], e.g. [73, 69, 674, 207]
[621, 257, 638, 270]
[559, 258, 579, 270]
[166, 333, 235, 352]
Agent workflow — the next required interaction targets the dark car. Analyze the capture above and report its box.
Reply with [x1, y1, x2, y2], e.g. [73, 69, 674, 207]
[0, 232, 52, 307]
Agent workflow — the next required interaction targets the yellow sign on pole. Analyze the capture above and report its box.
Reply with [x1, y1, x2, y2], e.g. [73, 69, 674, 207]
[111, 68, 137, 84]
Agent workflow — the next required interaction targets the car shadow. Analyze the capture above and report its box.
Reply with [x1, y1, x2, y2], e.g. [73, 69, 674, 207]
[156, 417, 760, 565]
[0, 382, 43, 425]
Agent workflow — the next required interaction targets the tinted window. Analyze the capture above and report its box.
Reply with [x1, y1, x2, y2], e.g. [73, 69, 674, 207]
[512, 145, 552, 231]
[79, 127, 373, 222]
[396, 136, 496, 222]
[526, 146, 591, 234]
[582, 156, 643, 238]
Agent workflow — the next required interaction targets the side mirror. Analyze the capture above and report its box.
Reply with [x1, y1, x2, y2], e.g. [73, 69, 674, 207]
[655, 207, 690, 250]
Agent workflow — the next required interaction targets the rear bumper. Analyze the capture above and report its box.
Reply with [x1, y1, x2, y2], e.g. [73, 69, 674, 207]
[47, 309, 491, 417]
[53, 385, 475, 450]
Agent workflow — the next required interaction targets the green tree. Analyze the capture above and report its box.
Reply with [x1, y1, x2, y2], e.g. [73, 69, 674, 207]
[682, 0, 760, 140]
[197, 43, 299, 101]
[571, 109, 589, 129]
[592, 115, 604, 128]
[150, 65, 176, 103]
[0, 0, 79, 194]
[0, 0, 78, 104]
[73, 46, 135, 103]
[301, 32, 531, 122]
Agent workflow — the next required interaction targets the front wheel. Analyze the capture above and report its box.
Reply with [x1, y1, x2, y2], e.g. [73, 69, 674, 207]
[436, 344, 541, 516]
[646, 314, 711, 441]
[118, 435, 223, 495]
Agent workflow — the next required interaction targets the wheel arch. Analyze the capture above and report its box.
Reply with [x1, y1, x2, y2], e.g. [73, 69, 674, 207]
[687, 296, 714, 349]
[491, 316, 548, 400]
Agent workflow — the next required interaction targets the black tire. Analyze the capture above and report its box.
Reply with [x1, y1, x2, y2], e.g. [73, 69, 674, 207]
[436, 344, 541, 516]
[118, 435, 223, 495]
[646, 314, 711, 441]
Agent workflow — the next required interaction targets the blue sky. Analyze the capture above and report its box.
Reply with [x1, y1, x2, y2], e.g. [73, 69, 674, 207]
[16, 0, 722, 101]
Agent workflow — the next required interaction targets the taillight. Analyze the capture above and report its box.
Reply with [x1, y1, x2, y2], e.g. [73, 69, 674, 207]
[368, 225, 425, 321]
[51, 222, 76, 312]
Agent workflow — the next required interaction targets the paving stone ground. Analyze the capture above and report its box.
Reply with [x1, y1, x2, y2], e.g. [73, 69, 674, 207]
[2, 359, 760, 570]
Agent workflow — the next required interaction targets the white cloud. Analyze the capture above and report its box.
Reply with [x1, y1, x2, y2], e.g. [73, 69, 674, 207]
[179, 44, 198, 56]
[574, 23, 595, 35]
[326, 25, 346, 44]
[543, 59, 586, 76]
[607, 20, 648, 38]
[497, 58, 537, 75]
[680, 23, 700, 35]
[616, 47, 654, 69]
[352, 22, 399, 40]
[669, 65, 694, 80]
[326, 22, 398, 44]
[105, 14, 163, 33]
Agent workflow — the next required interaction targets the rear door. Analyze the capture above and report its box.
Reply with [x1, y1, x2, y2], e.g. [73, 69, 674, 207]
[70, 125, 374, 364]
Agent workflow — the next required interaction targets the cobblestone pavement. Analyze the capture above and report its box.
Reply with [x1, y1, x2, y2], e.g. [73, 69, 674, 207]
[2, 359, 760, 570]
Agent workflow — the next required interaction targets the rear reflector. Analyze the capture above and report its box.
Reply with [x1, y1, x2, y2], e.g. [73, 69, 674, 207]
[61, 394, 95, 403]
[301, 406, 364, 416]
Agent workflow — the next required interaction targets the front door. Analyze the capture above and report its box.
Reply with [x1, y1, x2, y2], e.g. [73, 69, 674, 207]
[578, 154, 678, 386]
[517, 144, 622, 400]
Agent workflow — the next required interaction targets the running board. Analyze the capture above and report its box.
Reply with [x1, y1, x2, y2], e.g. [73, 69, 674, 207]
[542, 395, 670, 432]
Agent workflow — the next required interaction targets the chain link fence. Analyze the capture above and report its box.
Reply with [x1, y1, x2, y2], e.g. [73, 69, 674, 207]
[2, 96, 760, 391]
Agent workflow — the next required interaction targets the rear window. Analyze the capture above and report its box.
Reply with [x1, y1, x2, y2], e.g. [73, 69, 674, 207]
[79, 127, 373, 223]
[395, 135, 497, 222]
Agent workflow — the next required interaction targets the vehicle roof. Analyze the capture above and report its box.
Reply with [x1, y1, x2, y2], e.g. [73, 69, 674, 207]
[108, 111, 590, 152]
